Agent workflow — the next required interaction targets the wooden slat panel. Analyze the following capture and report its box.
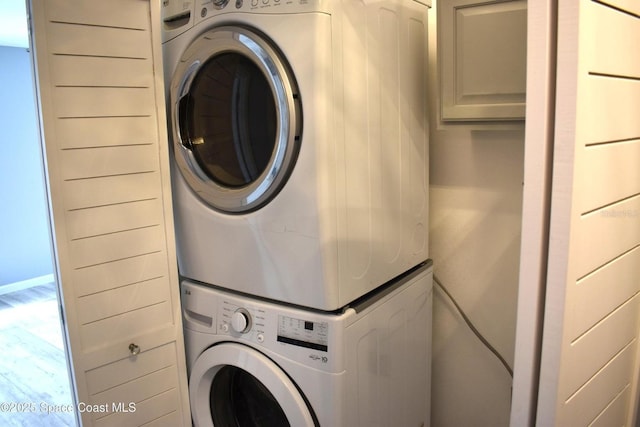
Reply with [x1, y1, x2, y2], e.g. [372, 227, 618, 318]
[560, 342, 635, 426]
[77, 277, 170, 325]
[576, 195, 640, 277]
[583, 76, 640, 145]
[71, 251, 168, 297]
[60, 145, 158, 181]
[94, 388, 179, 427]
[50, 55, 152, 88]
[596, 0, 640, 16]
[565, 296, 639, 397]
[56, 116, 157, 149]
[47, 22, 151, 58]
[69, 226, 164, 269]
[589, 386, 630, 427]
[53, 87, 155, 118]
[66, 199, 163, 240]
[579, 140, 640, 213]
[62, 172, 162, 210]
[587, 1, 640, 78]
[45, 0, 150, 30]
[571, 246, 640, 340]
[80, 301, 172, 351]
[32, 0, 191, 424]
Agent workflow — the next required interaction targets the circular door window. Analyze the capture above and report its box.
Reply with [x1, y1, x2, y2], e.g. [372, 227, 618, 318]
[171, 26, 301, 213]
[189, 343, 316, 427]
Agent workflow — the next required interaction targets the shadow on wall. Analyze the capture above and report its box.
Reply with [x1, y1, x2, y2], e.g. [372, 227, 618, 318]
[429, 127, 525, 427]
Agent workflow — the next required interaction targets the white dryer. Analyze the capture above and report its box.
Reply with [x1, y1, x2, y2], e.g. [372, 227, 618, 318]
[181, 261, 433, 427]
[162, 0, 431, 310]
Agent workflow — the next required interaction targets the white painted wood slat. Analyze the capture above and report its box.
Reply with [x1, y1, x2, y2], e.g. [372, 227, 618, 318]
[60, 145, 159, 181]
[589, 386, 631, 427]
[71, 252, 169, 297]
[66, 199, 163, 240]
[579, 140, 640, 213]
[587, 0, 640, 79]
[53, 87, 155, 118]
[45, 0, 151, 30]
[596, 0, 640, 17]
[56, 116, 158, 149]
[570, 246, 640, 340]
[62, 172, 162, 210]
[576, 195, 640, 278]
[76, 277, 170, 325]
[583, 76, 640, 145]
[142, 411, 182, 427]
[69, 226, 164, 269]
[46, 22, 151, 58]
[50, 55, 153, 88]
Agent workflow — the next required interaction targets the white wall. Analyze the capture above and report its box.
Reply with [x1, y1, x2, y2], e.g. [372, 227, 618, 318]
[427, 4, 525, 426]
[0, 45, 53, 286]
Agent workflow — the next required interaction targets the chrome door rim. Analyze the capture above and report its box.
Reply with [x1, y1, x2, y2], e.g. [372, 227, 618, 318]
[171, 25, 301, 214]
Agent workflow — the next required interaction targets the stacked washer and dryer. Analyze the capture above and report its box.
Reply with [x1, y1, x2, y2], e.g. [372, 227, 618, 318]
[162, 0, 433, 425]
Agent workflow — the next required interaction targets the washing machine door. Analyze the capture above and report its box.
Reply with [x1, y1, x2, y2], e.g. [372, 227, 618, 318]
[189, 343, 316, 427]
[170, 26, 301, 214]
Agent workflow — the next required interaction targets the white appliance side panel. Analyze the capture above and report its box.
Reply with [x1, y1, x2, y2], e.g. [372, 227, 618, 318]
[344, 268, 433, 426]
[336, 0, 429, 306]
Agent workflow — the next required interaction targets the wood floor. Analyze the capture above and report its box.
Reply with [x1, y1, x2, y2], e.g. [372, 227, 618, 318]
[0, 283, 76, 426]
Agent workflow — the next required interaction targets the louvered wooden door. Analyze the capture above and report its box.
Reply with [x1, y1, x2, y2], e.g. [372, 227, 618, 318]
[29, 1, 191, 425]
[538, 0, 640, 425]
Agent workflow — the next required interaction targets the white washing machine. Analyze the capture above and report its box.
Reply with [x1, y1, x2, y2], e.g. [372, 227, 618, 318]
[182, 261, 433, 427]
[162, 0, 431, 310]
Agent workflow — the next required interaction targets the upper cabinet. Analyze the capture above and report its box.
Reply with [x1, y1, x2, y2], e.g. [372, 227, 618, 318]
[438, 0, 527, 122]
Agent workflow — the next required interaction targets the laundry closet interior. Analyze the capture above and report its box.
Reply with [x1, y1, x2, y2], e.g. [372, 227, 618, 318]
[9, 0, 640, 426]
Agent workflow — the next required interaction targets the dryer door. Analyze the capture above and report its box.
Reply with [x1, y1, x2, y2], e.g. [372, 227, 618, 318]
[170, 26, 301, 214]
[189, 342, 316, 427]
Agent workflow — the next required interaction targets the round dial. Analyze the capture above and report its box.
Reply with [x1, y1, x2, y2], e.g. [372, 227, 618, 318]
[231, 308, 252, 334]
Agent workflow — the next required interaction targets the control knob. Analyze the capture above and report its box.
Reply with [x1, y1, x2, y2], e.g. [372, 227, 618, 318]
[231, 308, 252, 333]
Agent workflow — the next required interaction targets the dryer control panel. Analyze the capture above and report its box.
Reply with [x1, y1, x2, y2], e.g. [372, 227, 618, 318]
[193, 0, 329, 26]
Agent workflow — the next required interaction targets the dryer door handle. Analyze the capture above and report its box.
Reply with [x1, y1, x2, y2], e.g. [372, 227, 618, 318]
[177, 94, 193, 150]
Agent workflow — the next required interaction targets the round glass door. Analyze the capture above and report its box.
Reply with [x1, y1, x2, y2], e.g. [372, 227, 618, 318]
[171, 26, 301, 213]
[209, 366, 289, 426]
[189, 343, 316, 427]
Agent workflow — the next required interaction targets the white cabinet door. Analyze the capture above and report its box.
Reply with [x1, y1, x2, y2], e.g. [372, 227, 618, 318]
[29, 0, 191, 425]
[438, 0, 527, 121]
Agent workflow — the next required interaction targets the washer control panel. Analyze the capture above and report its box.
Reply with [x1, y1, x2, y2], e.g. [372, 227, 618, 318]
[219, 300, 267, 342]
[182, 281, 347, 373]
[217, 299, 330, 354]
[277, 315, 328, 352]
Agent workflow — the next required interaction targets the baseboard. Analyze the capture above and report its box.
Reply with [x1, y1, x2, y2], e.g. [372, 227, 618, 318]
[0, 274, 55, 296]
